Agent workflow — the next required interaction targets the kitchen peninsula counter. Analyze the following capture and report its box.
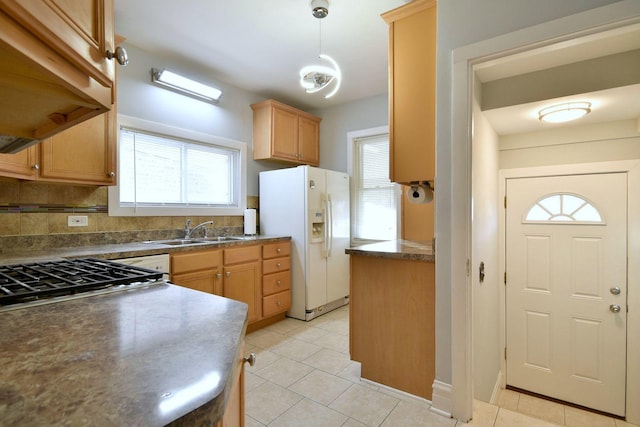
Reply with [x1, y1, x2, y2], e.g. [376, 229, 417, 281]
[345, 239, 434, 261]
[0, 283, 248, 426]
[347, 239, 435, 400]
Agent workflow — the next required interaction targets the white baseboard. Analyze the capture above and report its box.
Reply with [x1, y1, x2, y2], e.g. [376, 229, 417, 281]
[490, 370, 504, 405]
[431, 380, 453, 418]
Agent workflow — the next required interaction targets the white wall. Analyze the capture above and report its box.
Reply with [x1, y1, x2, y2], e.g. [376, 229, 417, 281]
[311, 94, 388, 173]
[435, 0, 622, 390]
[472, 105, 501, 402]
[500, 120, 640, 168]
[117, 42, 277, 196]
[117, 43, 388, 195]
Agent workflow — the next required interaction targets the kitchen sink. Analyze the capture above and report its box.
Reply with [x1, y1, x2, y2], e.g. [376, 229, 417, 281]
[143, 236, 251, 246]
[143, 239, 208, 246]
[194, 236, 247, 242]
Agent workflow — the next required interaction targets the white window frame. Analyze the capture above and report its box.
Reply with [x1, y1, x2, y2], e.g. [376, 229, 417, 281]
[523, 192, 605, 224]
[108, 115, 247, 216]
[347, 126, 402, 246]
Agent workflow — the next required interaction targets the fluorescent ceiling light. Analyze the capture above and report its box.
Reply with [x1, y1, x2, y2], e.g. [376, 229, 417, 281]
[151, 68, 222, 104]
[538, 102, 591, 123]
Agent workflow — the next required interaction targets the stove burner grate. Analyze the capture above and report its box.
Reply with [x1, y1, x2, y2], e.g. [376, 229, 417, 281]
[0, 258, 164, 306]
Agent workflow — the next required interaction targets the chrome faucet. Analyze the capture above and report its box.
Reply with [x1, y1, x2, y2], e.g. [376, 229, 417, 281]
[184, 219, 214, 239]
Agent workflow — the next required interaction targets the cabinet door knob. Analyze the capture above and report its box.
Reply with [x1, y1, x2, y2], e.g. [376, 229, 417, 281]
[225, 271, 231, 277]
[276, 248, 281, 253]
[216, 273, 222, 279]
[108, 171, 115, 177]
[243, 353, 257, 367]
[105, 46, 129, 66]
[32, 164, 39, 170]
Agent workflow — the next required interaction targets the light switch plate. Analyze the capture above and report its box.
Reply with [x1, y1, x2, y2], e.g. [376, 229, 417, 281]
[68, 215, 88, 227]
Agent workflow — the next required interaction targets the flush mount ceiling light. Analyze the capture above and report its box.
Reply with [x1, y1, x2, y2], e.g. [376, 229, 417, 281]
[538, 102, 591, 123]
[299, 0, 342, 99]
[151, 68, 222, 104]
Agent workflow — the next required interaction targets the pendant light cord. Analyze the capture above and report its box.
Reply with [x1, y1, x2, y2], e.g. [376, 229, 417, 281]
[318, 19, 323, 63]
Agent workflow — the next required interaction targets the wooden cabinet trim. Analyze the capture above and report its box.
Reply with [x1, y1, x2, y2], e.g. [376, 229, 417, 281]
[381, 0, 436, 23]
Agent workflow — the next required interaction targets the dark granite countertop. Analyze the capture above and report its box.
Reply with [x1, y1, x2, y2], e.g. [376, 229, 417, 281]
[0, 235, 290, 266]
[0, 283, 248, 426]
[345, 239, 435, 262]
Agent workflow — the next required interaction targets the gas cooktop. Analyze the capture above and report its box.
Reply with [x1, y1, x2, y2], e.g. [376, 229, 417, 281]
[0, 258, 164, 308]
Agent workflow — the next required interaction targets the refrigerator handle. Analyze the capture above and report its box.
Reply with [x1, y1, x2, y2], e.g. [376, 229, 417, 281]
[326, 194, 333, 257]
[322, 196, 330, 258]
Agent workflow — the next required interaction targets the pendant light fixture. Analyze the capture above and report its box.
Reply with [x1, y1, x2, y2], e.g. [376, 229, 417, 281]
[299, 0, 342, 98]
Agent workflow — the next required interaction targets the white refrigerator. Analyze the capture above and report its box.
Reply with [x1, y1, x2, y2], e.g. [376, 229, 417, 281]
[259, 166, 350, 321]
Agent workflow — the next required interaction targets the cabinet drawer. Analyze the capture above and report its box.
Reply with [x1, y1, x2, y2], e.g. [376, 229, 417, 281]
[263, 290, 291, 317]
[263, 257, 291, 275]
[171, 249, 221, 275]
[263, 271, 291, 296]
[223, 245, 261, 266]
[263, 241, 291, 259]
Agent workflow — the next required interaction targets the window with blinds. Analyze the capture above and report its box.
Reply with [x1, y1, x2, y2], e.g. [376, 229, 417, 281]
[108, 116, 246, 216]
[352, 133, 400, 242]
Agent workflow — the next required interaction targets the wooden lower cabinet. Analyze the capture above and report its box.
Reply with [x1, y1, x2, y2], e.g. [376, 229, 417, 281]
[223, 260, 261, 324]
[170, 241, 292, 331]
[217, 341, 246, 427]
[170, 249, 223, 294]
[261, 241, 291, 317]
[350, 254, 435, 400]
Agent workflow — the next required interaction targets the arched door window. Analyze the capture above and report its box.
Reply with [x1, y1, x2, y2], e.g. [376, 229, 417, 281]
[523, 193, 604, 224]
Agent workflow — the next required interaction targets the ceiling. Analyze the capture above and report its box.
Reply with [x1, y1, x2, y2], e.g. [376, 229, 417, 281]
[113, 0, 407, 111]
[113, 1, 640, 134]
[477, 23, 640, 135]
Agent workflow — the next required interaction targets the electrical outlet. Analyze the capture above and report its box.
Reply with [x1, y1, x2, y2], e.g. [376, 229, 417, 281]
[68, 215, 88, 227]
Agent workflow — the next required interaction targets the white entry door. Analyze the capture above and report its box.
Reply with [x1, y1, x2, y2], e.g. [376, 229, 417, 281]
[505, 173, 627, 416]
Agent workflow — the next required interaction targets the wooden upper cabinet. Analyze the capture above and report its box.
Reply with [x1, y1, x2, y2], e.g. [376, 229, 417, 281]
[0, 109, 117, 185]
[382, 0, 436, 185]
[0, 0, 115, 86]
[298, 115, 320, 166]
[0, 146, 38, 179]
[39, 110, 116, 185]
[251, 99, 321, 166]
[0, 0, 115, 144]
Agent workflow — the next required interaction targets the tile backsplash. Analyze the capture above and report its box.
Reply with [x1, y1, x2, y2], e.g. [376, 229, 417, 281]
[0, 180, 258, 252]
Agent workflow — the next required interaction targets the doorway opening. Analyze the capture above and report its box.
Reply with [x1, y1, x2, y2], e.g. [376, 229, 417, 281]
[460, 16, 640, 427]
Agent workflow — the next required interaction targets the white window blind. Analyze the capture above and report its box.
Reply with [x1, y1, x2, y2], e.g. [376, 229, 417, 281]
[109, 115, 246, 216]
[352, 133, 399, 241]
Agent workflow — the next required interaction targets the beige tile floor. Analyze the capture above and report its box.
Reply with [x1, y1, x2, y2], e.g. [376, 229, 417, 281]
[244, 305, 637, 427]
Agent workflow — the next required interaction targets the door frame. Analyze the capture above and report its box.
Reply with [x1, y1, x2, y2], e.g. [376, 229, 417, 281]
[448, 2, 640, 423]
[498, 160, 640, 420]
